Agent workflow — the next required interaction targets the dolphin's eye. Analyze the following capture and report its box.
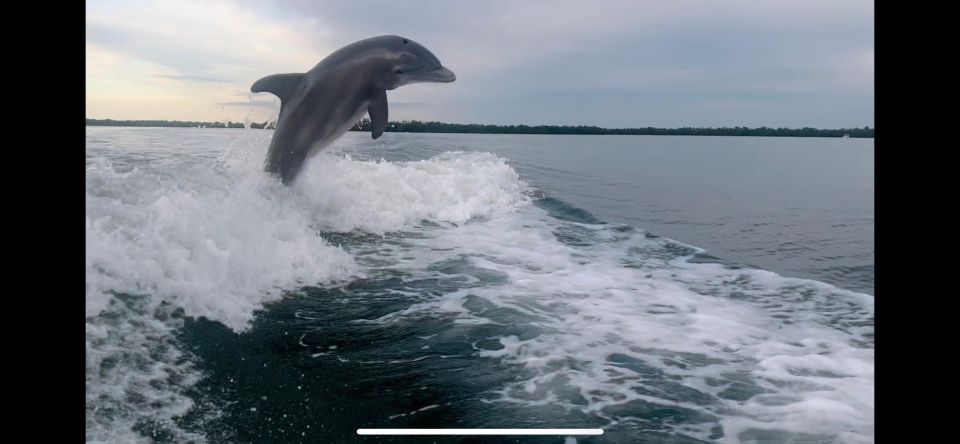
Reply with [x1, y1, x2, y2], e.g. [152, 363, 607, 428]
[395, 69, 403, 74]
[402, 39, 408, 44]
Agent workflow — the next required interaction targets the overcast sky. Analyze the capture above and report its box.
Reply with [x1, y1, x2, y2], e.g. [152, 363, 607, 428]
[86, 0, 873, 128]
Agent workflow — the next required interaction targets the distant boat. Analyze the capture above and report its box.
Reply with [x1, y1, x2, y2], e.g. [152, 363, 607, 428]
[842, 134, 850, 138]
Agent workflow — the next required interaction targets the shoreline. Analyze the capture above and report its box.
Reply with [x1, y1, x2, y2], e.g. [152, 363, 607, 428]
[86, 119, 875, 138]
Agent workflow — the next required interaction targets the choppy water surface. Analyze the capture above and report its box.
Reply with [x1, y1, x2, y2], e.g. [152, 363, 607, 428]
[86, 128, 873, 443]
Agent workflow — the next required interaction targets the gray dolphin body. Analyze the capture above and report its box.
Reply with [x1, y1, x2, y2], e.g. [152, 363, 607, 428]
[251, 35, 456, 185]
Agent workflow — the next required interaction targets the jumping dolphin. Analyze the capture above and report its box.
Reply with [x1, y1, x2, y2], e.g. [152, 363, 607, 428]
[251, 35, 456, 184]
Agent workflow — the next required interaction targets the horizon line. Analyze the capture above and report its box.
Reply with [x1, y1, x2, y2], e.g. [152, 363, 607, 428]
[85, 118, 873, 132]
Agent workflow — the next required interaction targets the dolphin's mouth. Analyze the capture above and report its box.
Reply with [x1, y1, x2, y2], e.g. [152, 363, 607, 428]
[420, 66, 456, 83]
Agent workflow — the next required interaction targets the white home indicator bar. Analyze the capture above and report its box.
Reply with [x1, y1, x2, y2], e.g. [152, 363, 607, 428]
[357, 429, 603, 436]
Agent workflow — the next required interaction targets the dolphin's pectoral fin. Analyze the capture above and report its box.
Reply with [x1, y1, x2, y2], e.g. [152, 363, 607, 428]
[251, 73, 305, 112]
[368, 90, 388, 139]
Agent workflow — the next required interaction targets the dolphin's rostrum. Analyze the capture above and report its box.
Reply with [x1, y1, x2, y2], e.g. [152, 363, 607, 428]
[251, 35, 456, 185]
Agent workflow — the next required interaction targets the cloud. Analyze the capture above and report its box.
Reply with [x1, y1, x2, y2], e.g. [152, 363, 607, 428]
[86, 0, 873, 127]
[155, 74, 230, 83]
[218, 99, 281, 109]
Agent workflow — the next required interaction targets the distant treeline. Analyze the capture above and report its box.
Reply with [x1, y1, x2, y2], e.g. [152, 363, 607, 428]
[86, 119, 275, 129]
[86, 118, 873, 138]
[352, 120, 874, 138]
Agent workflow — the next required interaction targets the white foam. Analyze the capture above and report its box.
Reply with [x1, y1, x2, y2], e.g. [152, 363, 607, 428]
[86, 156, 358, 331]
[86, 298, 207, 443]
[86, 132, 538, 440]
[293, 151, 530, 234]
[86, 129, 872, 442]
[355, 204, 874, 443]
[86, 144, 528, 330]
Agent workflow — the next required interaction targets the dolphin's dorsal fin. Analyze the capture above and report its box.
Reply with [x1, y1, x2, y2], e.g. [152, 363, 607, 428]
[251, 73, 304, 112]
[368, 90, 388, 139]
